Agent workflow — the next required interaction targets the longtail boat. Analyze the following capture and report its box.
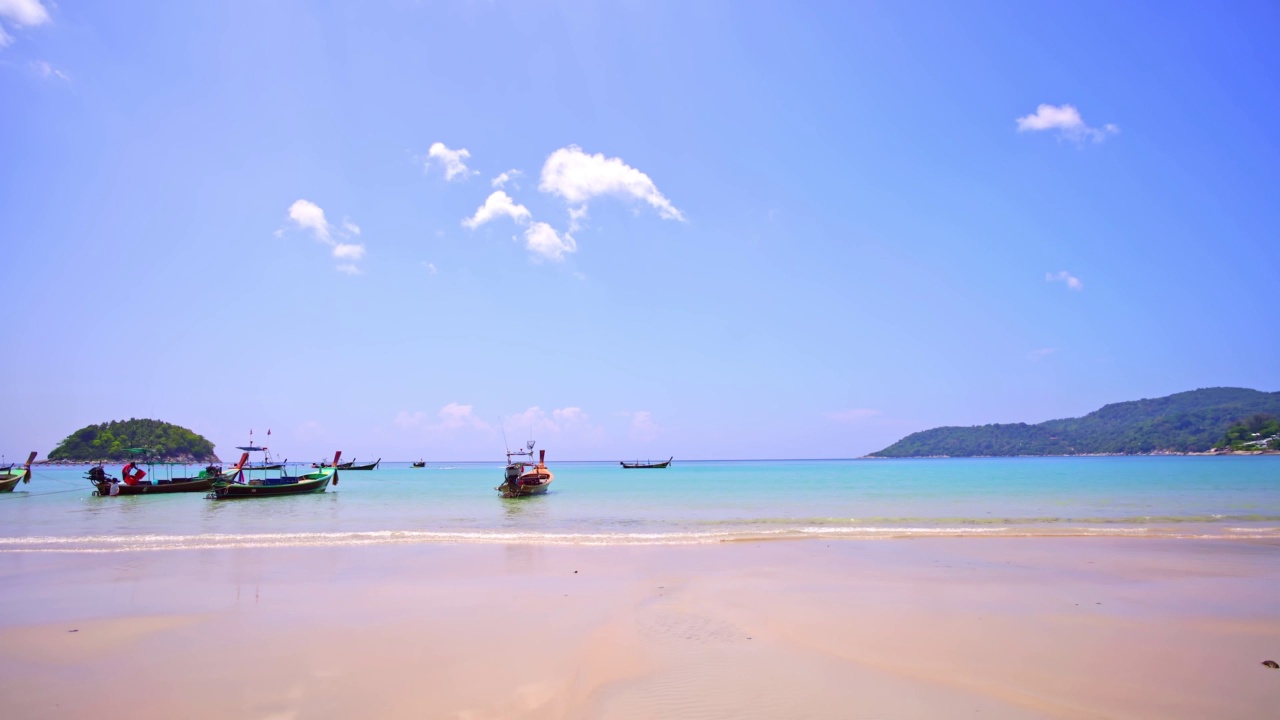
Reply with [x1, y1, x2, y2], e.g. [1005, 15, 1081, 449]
[209, 451, 341, 499]
[345, 458, 380, 471]
[496, 441, 553, 498]
[89, 453, 247, 496]
[238, 429, 286, 470]
[0, 452, 36, 493]
[312, 457, 356, 469]
[411, 460, 426, 468]
[620, 456, 673, 469]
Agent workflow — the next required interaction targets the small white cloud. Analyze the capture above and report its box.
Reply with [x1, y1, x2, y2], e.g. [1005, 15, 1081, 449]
[1046, 270, 1083, 290]
[523, 222, 576, 261]
[30, 60, 68, 81]
[462, 190, 532, 229]
[1029, 348, 1058, 362]
[824, 409, 881, 423]
[539, 145, 684, 221]
[491, 169, 521, 189]
[567, 205, 588, 232]
[285, 199, 367, 273]
[0, 0, 50, 26]
[505, 406, 598, 438]
[0, 0, 50, 49]
[1016, 104, 1118, 143]
[288, 199, 331, 243]
[437, 403, 489, 430]
[423, 262, 437, 275]
[553, 407, 587, 425]
[426, 142, 476, 181]
[333, 243, 366, 260]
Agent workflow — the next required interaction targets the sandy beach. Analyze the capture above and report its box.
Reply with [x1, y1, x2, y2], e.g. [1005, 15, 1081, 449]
[1, 538, 1278, 719]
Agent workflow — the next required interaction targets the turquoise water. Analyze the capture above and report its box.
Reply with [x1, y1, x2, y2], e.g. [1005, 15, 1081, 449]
[2, 457, 1278, 551]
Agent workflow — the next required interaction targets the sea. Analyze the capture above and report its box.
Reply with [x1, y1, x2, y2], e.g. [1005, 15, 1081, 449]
[2, 457, 1278, 552]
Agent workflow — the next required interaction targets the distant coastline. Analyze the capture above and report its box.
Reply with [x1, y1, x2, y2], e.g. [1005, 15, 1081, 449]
[871, 387, 1280, 458]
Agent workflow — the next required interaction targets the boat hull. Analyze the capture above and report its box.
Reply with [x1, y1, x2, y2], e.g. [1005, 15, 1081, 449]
[497, 471, 553, 498]
[0, 475, 22, 493]
[620, 457, 672, 469]
[93, 477, 216, 496]
[210, 471, 333, 499]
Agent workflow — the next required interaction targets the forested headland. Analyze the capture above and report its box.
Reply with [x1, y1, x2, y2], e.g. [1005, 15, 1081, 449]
[871, 388, 1280, 458]
[47, 419, 218, 463]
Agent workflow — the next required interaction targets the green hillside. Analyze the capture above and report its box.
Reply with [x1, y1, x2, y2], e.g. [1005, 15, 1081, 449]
[48, 418, 218, 462]
[871, 388, 1280, 457]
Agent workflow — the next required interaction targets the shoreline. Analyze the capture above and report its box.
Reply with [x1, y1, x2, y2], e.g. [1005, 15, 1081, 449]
[5, 524, 1280, 553]
[2, 537, 1278, 718]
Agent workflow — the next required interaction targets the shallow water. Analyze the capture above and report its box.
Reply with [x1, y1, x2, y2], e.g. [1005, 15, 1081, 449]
[2, 457, 1278, 550]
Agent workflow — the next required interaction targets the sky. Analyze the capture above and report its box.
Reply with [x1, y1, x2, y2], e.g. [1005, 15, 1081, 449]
[2, 0, 1278, 461]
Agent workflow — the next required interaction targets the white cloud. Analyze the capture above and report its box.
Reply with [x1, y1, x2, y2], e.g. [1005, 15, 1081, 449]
[824, 408, 881, 423]
[426, 142, 476, 181]
[30, 60, 67, 80]
[397, 403, 492, 435]
[539, 145, 684, 221]
[1029, 348, 1058, 361]
[437, 403, 490, 430]
[523, 222, 576, 261]
[553, 407, 586, 424]
[0, 0, 50, 26]
[288, 199, 331, 243]
[462, 190, 532, 229]
[0, 0, 50, 49]
[285, 199, 367, 272]
[333, 242, 366, 260]
[1016, 104, 1118, 143]
[491, 169, 521, 189]
[503, 407, 600, 441]
[1046, 270, 1083, 290]
[423, 262, 437, 275]
[567, 205, 588, 232]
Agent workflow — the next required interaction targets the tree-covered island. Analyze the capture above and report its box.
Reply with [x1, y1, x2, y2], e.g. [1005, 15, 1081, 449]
[871, 387, 1280, 457]
[47, 419, 219, 463]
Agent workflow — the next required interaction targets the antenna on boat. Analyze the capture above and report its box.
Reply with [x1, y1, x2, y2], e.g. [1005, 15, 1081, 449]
[500, 417, 510, 453]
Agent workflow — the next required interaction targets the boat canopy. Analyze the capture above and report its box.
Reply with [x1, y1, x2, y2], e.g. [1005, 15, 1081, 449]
[236, 446, 266, 452]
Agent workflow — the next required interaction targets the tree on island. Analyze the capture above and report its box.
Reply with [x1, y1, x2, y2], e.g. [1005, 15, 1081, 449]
[47, 419, 218, 462]
[1215, 414, 1280, 451]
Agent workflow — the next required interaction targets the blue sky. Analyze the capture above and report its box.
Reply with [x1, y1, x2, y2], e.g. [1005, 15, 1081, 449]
[2, 1, 1278, 461]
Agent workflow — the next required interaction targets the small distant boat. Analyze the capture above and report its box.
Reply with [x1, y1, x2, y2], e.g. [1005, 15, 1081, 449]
[0, 452, 36, 492]
[345, 458, 380, 471]
[312, 457, 358, 469]
[497, 441, 553, 498]
[210, 451, 341, 499]
[90, 453, 246, 496]
[411, 460, 426, 468]
[621, 456, 673, 469]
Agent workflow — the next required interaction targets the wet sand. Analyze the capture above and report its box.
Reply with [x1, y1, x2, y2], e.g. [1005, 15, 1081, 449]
[1, 538, 1279, 718]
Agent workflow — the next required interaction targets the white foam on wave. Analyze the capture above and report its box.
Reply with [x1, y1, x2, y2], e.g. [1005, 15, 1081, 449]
[3, 523, 1279, 553]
